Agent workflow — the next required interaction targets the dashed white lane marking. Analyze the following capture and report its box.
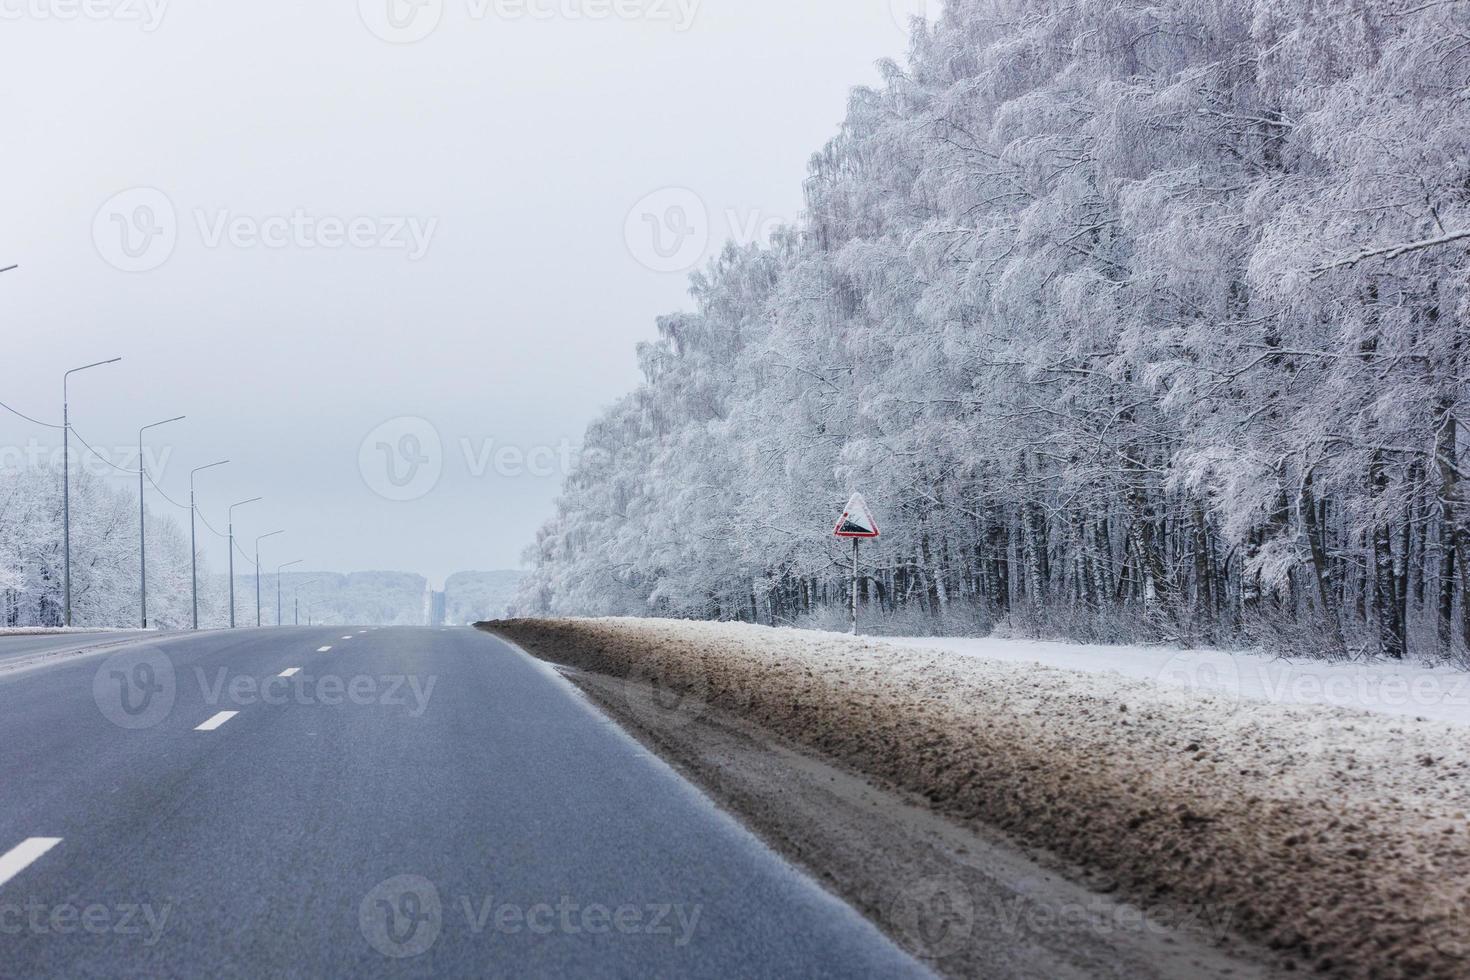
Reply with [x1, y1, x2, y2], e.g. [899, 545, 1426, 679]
[358, 630, 367, 634]
[279, 668, 301, 678]
[341, 636, 352, 640]
[317, 646, 332, 653]
[195, 711, 239, 732]
[0, 838, 62, 890]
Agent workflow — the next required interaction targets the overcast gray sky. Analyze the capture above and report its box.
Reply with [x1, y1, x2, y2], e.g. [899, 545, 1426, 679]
[0, 0, 928, 585]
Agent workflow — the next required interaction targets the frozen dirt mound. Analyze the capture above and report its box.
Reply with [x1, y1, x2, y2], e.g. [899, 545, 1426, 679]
[488, 617, 1470, 979]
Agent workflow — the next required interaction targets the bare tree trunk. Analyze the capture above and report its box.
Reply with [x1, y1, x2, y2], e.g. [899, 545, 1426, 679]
[1371, 453, 1405, 658]
[1301, 469, 1346, 654]
[1436, 403, 1461, 657]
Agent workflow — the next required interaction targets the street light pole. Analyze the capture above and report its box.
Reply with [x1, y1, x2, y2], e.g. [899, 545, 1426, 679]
[0, 265, 17, 274]
[294, 579, 320, 627]
[227, 497, 263, 629]
[62, 357, 122, 627]
[138, 416, 185, 629]
[276, 560, 303, 626]
[254, 530, 284, 627]
[188, 460, 229, 630]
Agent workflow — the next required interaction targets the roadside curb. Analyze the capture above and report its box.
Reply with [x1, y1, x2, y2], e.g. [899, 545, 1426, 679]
[0, 630, 227, 678]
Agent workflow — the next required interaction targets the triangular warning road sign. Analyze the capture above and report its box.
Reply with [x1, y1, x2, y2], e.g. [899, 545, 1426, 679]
[833, 493, 880, 538]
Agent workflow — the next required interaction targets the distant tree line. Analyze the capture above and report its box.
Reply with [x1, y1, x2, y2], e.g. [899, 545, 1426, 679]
[0, 464, 203, 629]
[0, 462, 441, 629]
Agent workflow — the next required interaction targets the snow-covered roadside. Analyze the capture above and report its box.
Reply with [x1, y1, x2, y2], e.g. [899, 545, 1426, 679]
[0, 627, 149, 636]
[490, 617, 1470, 979]
[878, 636, 1470, 727]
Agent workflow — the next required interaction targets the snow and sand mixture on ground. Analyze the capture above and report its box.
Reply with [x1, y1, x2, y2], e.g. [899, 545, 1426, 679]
[490, 617, 1470, 979]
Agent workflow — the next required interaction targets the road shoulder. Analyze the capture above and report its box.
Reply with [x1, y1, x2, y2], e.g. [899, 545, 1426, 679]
[0, 630, 218, 677]
[486, 623, 1287, 980]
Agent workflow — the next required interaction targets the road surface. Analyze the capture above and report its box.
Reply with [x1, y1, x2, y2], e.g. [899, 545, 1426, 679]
[0, 627, 926, 978]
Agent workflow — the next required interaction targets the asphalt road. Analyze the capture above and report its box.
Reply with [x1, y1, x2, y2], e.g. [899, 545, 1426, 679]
[0, 627, 926, 978]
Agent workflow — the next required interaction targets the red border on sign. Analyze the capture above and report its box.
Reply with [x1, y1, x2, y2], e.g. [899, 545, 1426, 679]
[833, 512, 880, 539]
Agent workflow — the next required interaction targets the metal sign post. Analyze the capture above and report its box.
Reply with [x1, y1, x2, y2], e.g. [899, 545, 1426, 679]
[833, 493, 880, 636]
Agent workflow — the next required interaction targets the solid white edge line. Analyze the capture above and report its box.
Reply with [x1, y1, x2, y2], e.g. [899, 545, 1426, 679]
[279, 668, 301, 678]
[195, 711, 239, 732]
[0, 838, 62, 889]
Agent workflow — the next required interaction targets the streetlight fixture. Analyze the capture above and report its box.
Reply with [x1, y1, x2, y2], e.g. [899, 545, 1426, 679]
[276, 560, 303, 626]
[294, 579, 320, 626]
[138, 416, 185, 629]
[188, 460, 229, 630]
[227, 497, 263, 628]
[254, 530, 284, 627]
[62, 357, 122, 627]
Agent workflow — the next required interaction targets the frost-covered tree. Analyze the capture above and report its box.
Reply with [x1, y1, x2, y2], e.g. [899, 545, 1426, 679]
[0, 461, 201, 629]
[518, 0, 1470, 661]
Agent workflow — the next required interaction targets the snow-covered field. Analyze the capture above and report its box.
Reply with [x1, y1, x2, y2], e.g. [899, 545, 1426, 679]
[878, 636, 1470, 727]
